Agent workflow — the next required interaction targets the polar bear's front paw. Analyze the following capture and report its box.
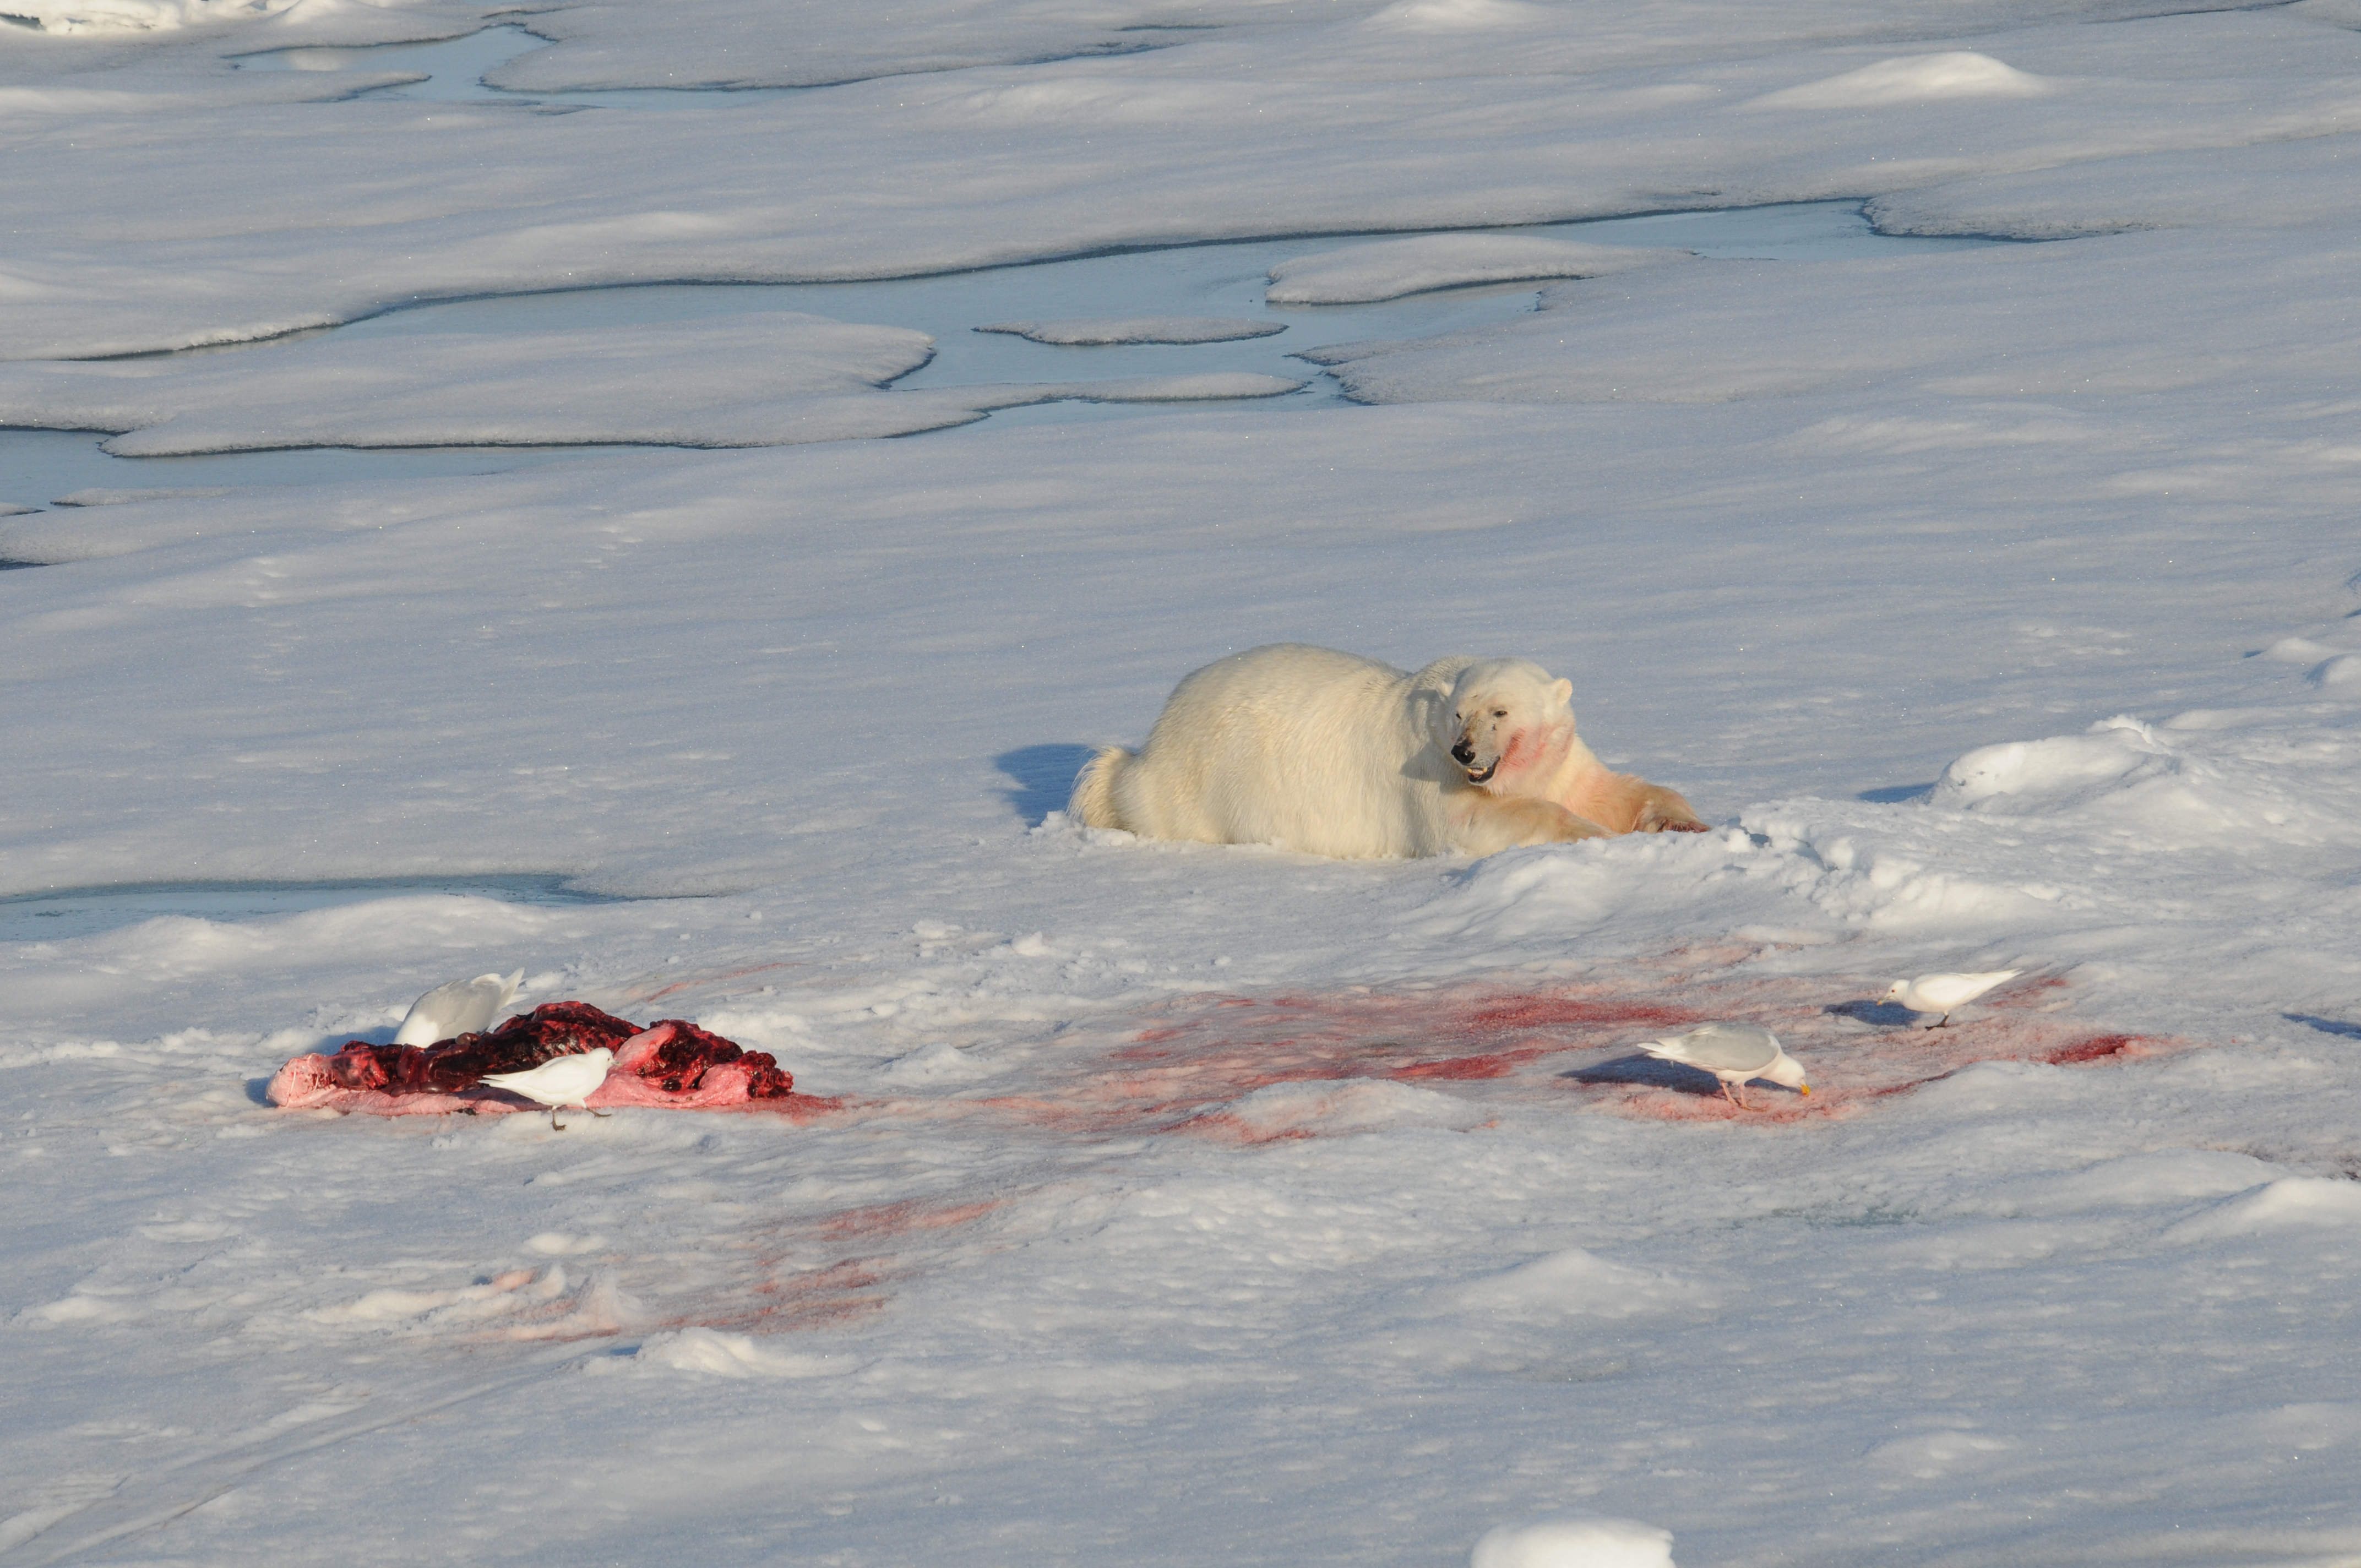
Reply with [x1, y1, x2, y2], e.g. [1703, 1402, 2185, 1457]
[1634, 798, 1710, 834]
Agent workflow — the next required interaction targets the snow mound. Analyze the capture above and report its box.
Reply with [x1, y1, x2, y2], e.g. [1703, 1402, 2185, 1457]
[1929, 720, 2169, 814]
[1923, 715, 2361, 852]
[0, 503, 37, 518]
[633, 1327, 858, 1379]
[977, 317, 1287, 346]
[1364, 0, 1548, 30]
[1470, 1513, 1677, 1568]
[1952, 1151, 2281, 1219]
[2310, 654, 2361, 690]
[882, 1041, 997, 1084]
[2169, 1178, 2361, 1242]
[1191, 1077, 1484, 1142]
[6, 0, 301, 31]
[1749, 52, 2052, 111]
[1266, 236, 1684, 306]
[1454, 1248, 1711, 1322]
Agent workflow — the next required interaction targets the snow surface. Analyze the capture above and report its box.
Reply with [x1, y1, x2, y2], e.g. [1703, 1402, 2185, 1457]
[7, 2, 2361, 1566]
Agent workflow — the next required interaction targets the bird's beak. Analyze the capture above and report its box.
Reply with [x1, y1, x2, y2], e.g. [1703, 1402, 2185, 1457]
[1798, 1085, 1811, 1096]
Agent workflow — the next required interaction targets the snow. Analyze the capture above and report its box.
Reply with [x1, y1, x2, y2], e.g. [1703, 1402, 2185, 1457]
[7, 0, 2361, 1564]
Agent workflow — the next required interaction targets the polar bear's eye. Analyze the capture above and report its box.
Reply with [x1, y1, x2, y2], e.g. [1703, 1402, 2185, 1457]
[1492, 708, 1508, 718]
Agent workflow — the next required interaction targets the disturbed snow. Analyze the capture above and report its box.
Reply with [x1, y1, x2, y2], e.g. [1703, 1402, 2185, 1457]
[5, 2, 2361, 1566]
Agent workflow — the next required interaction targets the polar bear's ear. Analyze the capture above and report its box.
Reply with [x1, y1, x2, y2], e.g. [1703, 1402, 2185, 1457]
[1550, 677, 1574, 709]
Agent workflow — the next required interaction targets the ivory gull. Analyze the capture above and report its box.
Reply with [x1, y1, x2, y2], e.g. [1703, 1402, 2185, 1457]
[1884, 970, 2020, 1027]
[1637, 1023, 1809, 1110]
[482, 1048, 614, 1131]
[391, 969, 524, 1046]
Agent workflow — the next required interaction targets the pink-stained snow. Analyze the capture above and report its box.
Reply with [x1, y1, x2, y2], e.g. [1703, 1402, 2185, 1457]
[7, 1, 2361, 1565]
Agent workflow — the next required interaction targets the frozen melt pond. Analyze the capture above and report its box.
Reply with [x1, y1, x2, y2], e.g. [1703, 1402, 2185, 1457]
[329, 201, 1996, 400]
[1, 200, 2002, 503]
[0, 876, 630, 944]
[229, 23, 1185, 108]
[227, 24, 809, 109]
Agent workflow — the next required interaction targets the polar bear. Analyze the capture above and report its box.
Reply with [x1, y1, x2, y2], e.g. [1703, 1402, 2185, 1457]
[1068, 644, 1707, 859]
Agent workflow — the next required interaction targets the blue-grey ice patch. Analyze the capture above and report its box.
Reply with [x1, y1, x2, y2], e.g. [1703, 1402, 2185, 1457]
[1266, 235, 1685, 306]
[51, 487, 232, 506]
[977, 317, 1287, 345]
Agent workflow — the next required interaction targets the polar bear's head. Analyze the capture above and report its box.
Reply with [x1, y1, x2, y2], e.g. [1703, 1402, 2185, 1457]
[1441, 658, 1576, 791]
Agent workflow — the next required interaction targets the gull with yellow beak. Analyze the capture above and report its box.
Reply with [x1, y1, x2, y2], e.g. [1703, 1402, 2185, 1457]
[1636, 1023, 1810, 1111]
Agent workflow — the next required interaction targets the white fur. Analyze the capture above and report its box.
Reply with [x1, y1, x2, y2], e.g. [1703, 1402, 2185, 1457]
[1070, 644, 1702, 859]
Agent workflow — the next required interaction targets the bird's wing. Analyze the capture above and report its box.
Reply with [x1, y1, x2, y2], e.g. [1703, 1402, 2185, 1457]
[1919, 971, 2017, 1005]
[1662, 1030, 1775, 1076]
[1645, 1027, 1778, 1074]
[393, 979, 471, 1045]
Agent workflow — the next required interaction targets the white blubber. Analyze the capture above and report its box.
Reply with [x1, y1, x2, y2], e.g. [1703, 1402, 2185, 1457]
[1470, 1513, 1677, 1568]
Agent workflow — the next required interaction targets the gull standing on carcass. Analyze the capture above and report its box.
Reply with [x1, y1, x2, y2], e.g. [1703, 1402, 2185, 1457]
[1885, 970, 2021, 1028]
[391, 969, 525, 1046]
[481, 1048, 615, 1131]
[1636, 1023, 1809, 1110]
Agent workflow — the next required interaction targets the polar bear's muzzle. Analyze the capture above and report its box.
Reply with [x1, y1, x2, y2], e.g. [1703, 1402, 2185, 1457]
[1450, 737, 1499, 785]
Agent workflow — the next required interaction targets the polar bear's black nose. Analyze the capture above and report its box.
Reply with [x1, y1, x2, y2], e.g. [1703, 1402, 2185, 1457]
[1450, 738, 1476, 765]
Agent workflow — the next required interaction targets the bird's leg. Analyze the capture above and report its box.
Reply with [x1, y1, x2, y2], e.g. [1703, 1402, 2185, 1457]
[1928, 1012, 1951, 1030]
[1721, 1080, 1754, 1112]
[551, 1107, 567, 1132]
